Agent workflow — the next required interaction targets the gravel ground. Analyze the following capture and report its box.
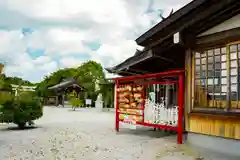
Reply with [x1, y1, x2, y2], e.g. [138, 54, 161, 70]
[0, 107, 220, 160]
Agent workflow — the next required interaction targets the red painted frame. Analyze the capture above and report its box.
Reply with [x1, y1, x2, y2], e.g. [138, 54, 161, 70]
[113, 69, 185, 144]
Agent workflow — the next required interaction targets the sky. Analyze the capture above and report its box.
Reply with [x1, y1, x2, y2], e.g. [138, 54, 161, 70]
[0, 0, 192, 82]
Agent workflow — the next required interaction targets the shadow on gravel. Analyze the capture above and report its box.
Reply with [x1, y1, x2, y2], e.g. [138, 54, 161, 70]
[0, 125, 41, 132]
[116, 127, 177, 138]
[68, 109, 82, 112]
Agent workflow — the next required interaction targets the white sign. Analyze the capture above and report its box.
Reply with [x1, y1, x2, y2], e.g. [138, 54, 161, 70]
[173, 32, 180, 44]
[122, 119, 136, 125]
[85, 99, 92, 105]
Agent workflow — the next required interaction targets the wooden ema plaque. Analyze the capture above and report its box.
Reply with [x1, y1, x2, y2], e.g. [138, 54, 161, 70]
[117, 84, 144, 124]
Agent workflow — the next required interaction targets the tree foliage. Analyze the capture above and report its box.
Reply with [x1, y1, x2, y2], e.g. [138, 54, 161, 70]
[0, 74, 34, 92]
[67, 91, 84, 111]
[99, 81, 114, 108]
[0, 92, 43, 128]
[0, 74, 12, 91]
[4, 76, 34, 86]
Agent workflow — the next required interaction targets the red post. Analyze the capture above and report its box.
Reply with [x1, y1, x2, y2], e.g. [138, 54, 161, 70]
[177, 73, 184, 144]
[142, 85, 146, 123]
[115, 80, 120, 132]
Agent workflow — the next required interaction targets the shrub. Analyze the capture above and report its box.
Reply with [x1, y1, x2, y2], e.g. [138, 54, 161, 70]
[0, 92, 43, 129]
[69, 98, 84, 111]
[67, 91, 84, 111]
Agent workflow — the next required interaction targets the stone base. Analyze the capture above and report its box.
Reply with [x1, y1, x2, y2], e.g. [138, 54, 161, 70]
[102, 108, 115, 112]
[187, 132, 240, 157]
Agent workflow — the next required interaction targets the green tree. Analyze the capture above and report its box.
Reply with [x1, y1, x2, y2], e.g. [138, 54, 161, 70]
[0, 74, 4, 88]
[0, 92, 43, 128]
[0, 74, 12, 92]
[4, 76, 33, 86]
[99, 80, 114, 108]
[67, 91, 84, 111]
[75, 60, 106, 100]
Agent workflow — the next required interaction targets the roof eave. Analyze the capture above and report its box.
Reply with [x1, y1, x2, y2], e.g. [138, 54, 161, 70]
[135, 0, 208, 46]
[108, 50, 153, 74]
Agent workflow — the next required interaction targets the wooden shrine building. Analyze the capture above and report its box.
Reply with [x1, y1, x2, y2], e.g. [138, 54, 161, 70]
[48, 78, 85, 107]
[108, 0, 240, 156]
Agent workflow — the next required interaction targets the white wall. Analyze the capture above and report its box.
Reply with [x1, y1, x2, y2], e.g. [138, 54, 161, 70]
[198, 13, 240, 37]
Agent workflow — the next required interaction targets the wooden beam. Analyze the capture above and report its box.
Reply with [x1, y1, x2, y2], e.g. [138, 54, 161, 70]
[127, 68, 151, 74]
[195, 27, 240, 49]
[153, 55, 176, 63]
[108, 68, 139, 76]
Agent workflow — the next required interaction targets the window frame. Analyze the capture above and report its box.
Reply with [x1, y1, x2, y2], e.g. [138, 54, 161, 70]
[191, 41, 240, 114]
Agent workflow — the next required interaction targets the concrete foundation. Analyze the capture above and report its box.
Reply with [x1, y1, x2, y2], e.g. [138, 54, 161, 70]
[187, 132, 240, 157]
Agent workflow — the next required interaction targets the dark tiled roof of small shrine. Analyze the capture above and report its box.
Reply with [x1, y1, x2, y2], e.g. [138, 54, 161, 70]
[48, 78, 84, 90]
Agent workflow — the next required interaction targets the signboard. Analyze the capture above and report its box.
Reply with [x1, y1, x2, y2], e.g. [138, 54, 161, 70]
[85, 99, 92, 105]
[119, 114, 139, 124]
[117, 84, 144, 124]
[173, 32, 180, 44]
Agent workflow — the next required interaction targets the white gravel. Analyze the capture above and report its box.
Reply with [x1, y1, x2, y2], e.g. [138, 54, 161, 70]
[0, 107, 197, 160]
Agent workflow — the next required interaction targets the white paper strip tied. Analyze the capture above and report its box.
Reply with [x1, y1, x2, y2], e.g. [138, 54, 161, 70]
[144, 99, 178, 126]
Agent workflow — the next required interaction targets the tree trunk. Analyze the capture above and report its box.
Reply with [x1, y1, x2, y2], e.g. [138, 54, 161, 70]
[17, 122, 26, 129]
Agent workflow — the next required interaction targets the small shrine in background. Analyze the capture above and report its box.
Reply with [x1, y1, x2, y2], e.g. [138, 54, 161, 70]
[47, 78, 85, 107]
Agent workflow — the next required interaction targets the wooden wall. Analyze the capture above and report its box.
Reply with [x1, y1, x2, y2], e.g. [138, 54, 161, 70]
[184, 49, 240, 140]
[189, 114, 240, 140]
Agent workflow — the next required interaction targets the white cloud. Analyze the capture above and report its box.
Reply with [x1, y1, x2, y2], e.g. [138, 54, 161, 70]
[59, 57, 83, 68]
[33, 56, 52, 64]
[0, 30, 25, 60]
[95, 39, 138, 67]
[0, 0, 192, 82]
[0, 30, 58, 81]
[39, 61, 58, 74]
[26, 28, 91, 57]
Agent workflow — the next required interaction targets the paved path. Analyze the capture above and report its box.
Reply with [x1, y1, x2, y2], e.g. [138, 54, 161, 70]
[0, 107, 229, 160]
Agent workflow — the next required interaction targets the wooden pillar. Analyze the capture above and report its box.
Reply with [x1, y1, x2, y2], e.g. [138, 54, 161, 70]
[62, 94, 64, 107]
[56, 96, 58, 107]
[185, 49, 192, 132]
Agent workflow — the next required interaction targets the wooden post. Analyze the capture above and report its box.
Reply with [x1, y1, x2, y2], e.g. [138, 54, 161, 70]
[62, 94, 64, 107]
[177, 73, 184, 144]
[56, 96, 58, 107]
[115, 81, 119, 132]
